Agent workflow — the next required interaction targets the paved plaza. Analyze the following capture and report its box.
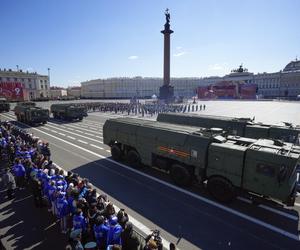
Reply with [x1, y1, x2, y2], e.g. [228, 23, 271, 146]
[1, 99, 300, 250]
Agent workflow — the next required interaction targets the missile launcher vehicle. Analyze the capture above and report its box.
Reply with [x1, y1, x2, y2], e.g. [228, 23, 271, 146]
[50, 103, 87, 121]
[157, 113, 300, 144]
[14, 102, 49, 125]
[103, 117, 300, 206]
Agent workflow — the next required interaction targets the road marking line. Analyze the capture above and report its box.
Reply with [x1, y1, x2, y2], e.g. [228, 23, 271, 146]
[78, 139, 88, 144]
[50, 130, 58, 133]
[105, 150, 110, 153]
[44, 127, 50, 130]
[58, 133, 66, 136]
[46, 124, 103, 143]
[27, 129, 300, 241]
[90, 144, 104, 150]
[67, 136, 76, 140]
[2, 113, 300, 242]
[52, 160, 173, 250]
[237, 197, 298, 221]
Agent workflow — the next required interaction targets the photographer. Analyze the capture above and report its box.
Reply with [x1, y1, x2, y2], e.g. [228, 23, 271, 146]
[144, 230, 163, 250]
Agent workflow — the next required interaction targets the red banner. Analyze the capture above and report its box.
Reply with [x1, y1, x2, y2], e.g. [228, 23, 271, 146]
[0, 82, 25, 101]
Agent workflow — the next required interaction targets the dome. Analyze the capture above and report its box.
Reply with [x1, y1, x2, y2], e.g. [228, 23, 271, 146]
[283, 59, 300, 72]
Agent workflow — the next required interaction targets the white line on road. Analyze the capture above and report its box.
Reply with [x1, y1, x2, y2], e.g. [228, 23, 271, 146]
[90, 144, 104, 150]
[2, 113, 299, 242]
[67, 136, 76, 140]
[58, 132, 66, 136]
[105, 150, 110, 153]
[237, 197, 298, 221]
[25, 126, 300, 242]
[45, 123, 103, 144]
[78, 139, 88, 144]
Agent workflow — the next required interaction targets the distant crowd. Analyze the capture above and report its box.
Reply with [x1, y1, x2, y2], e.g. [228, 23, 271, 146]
[0, 121, 176, 250]
[76, 101, 206, 116]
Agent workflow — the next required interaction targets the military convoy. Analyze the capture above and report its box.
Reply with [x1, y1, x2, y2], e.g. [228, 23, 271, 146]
[103, 117, 300, 206]
[14, 102, 49, 125]
[0, 97, 10, 112]
[157, 113, 300, 144]
[50, 103, 87, 121]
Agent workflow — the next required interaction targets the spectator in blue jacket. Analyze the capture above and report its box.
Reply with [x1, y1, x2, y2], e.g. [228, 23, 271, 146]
[94, 215, 109, 250]
[56, 192, 69, 233]
[107, 216, 122, 246]
[73, 208, 87, 232]
[13, 158, 26, 188]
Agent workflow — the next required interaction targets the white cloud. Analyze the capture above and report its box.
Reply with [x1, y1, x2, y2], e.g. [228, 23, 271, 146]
[128, 55, 138, 60]
[173, 51, 186, 57]
[208, 63, 228, 71]
[176, 46, 182, 50]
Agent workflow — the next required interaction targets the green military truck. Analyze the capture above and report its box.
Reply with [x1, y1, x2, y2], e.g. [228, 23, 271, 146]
[14, 102, 49, 125]
[0, 97, 10, 112]
[157, 113, 300, 144]
[50, 103, 87, 121]
[103, 117, 300, 206]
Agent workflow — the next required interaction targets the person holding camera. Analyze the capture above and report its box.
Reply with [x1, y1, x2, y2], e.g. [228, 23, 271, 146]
[144, 230, 163, 250]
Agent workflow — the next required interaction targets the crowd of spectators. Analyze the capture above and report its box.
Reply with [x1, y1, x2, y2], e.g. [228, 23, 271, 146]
[0, 121, 175, 250]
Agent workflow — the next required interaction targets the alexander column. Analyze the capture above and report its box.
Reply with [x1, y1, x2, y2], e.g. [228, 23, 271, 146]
[159, 9, 174, 102]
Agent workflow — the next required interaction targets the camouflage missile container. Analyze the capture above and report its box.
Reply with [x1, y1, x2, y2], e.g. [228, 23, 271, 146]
[50, 103, 87, 121]
[157, 113, 300, 144]
[103, 117, 300, 206]
[14, 102, 49, 125]
[0, 97, 10, 112]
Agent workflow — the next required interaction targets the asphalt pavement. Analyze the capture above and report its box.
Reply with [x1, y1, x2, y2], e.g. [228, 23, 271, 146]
[1, 100, 300, 250]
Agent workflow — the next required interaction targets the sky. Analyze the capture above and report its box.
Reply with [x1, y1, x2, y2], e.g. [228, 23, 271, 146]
[1, 0, 299, 87]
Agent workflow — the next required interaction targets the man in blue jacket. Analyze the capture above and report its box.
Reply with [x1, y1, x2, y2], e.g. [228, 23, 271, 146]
[107, 216, 122, 246]
[13, 158, 26, 189]
[94, 216, 109, 250]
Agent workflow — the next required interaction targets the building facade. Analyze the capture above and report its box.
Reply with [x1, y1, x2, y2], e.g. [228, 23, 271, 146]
[0, 68, 50, 101]
[50, 87, 67, 99]
[67, 86, 81, 97]
[81, 77, 201, 99]
[80, 60, 300, 99]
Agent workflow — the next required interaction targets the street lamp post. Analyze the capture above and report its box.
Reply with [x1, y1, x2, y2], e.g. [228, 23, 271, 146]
[47, 68, 50, 98]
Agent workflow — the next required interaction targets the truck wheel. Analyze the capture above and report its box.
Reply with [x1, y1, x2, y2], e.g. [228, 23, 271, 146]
[79, 117, 83, 121]
[111, 144, 122, 161]
[207, 176, 236, 203]
[170, 164, 192, 186]
[127, 149, 141, 168]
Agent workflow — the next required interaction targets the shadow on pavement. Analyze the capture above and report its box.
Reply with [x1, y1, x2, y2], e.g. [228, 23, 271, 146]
[0, 186, 66, 250]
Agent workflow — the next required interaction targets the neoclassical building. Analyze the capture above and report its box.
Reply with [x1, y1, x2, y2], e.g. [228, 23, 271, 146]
[0, 68, 50, 100]
[80, 59, 300, 99]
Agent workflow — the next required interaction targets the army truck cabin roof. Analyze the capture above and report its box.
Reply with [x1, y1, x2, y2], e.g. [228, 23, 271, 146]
[103, 117, 300, 205]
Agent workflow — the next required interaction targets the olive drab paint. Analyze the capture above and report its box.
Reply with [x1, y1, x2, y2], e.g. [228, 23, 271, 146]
[157, 113, 300, 144]
[103, 117, 300, 206]
[14, 102, 49, 124]
[50, 103, 87, 121]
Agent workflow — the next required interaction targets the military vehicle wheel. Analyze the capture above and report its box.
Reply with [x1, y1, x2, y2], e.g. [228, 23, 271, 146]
[43, 121, 47, 124]
[111, 144, 122, 161]
[170, 164, 192, 186]
[79, 117, 83, 121]
[127, 149, 141, 168]
[207, 176, 236, 202]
